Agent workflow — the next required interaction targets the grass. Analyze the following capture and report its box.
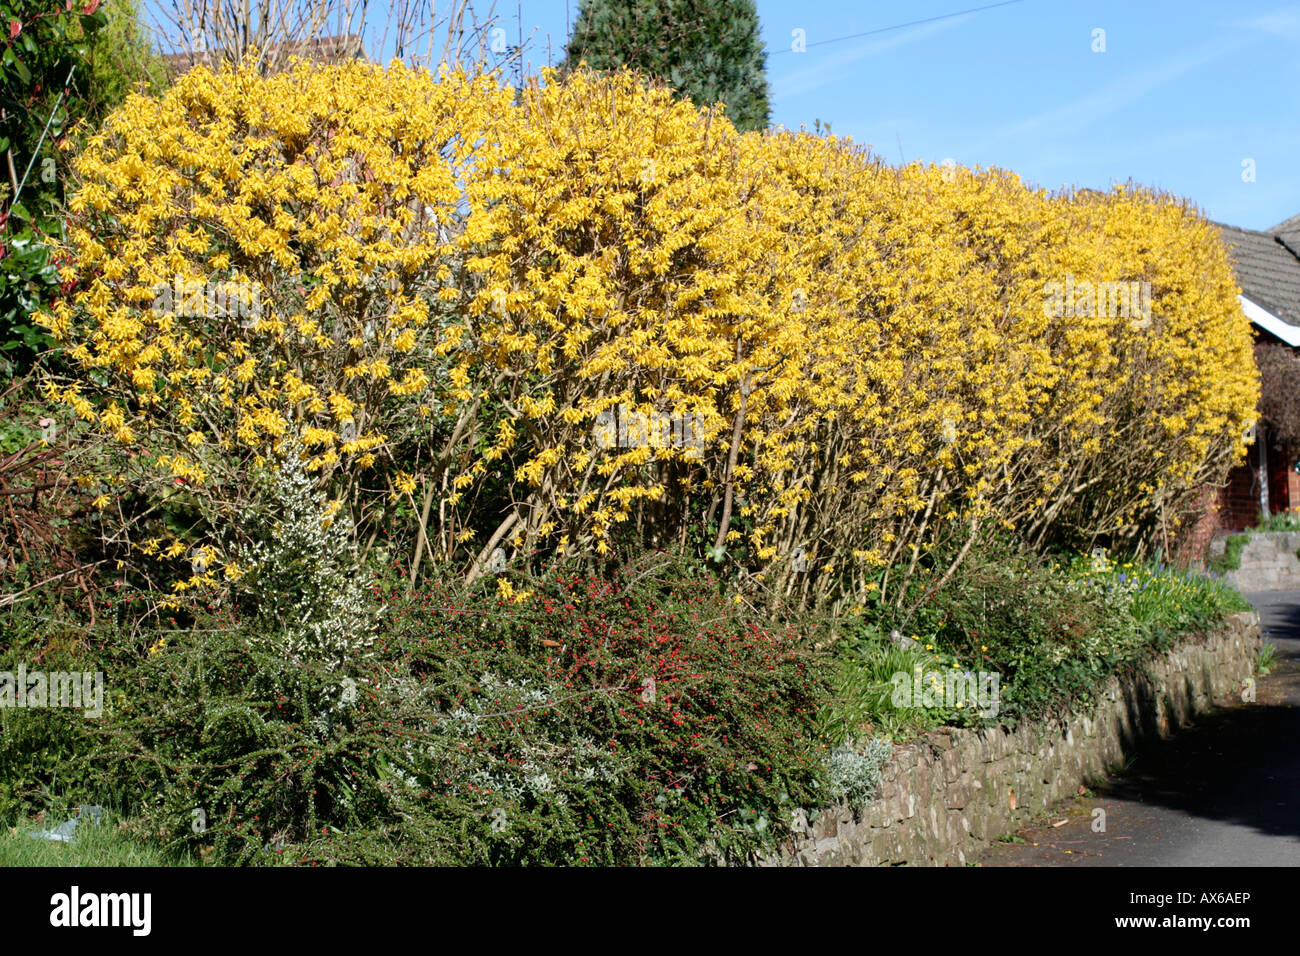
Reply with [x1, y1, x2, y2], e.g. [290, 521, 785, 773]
[1249, 510, 1300, 533]
[0, 810, 198, 867]
[1258, 640, 1279, 677]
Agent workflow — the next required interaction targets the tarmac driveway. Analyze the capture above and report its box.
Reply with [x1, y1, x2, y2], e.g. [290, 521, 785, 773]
[976, 591, 1300, 866]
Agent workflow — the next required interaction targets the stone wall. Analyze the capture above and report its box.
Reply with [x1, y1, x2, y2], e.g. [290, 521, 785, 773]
[1217, 532, 1300, 591]
[766, 611, 1260, 866]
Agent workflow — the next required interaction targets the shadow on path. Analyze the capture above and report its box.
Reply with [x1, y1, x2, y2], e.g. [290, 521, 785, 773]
[977, 592, 1300, 866]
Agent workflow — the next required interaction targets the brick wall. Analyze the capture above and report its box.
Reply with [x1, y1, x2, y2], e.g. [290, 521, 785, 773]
[1217, 437, 1295, 533]
[1179, 439, 1297, 565]
[1174, 483, 1224, 566]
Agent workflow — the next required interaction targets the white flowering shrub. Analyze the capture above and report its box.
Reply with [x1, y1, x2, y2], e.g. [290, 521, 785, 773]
[230, 440, 375, 667]
[438, 672, 623, 805]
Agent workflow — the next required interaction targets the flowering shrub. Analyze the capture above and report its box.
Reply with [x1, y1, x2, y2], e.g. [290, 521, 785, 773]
[1004, 187, 1259, 553]
[42, 59, 1257, 625]
[9, 53, 1264, 869]
[39, 57, 512, 600]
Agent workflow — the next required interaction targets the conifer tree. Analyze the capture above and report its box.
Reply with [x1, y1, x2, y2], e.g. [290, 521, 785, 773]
[562, 0, 771, 132]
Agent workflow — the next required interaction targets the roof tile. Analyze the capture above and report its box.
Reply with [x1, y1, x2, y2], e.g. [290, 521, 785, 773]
[1216, 221, 1300, 328]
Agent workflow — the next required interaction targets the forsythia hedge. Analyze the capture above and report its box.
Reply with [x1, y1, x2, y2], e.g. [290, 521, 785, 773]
[42, 58, 1257, 621]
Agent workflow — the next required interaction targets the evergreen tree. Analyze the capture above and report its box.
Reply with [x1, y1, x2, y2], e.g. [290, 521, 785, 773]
[562, 0, 771, 132]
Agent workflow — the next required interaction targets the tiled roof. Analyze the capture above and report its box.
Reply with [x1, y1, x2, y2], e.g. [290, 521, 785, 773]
[1271, 212, 1300, 258]
[1270, 212, 1300, 233]
[1216, 220, 1300, 328]
[161, 34, 365, 77]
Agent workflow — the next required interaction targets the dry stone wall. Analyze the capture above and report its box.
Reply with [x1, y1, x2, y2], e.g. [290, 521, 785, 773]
[765, 611, 1261, 866]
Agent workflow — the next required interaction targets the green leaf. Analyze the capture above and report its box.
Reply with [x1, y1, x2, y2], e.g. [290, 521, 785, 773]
[4, 48, 29, 84]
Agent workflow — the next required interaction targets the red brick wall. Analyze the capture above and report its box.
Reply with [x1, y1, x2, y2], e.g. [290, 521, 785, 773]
[1217, 438, 1295, 533]
[1219, 460, 1260, 532]
[1174, 483, 1224, 566]
[1099, 440, 1295, 566]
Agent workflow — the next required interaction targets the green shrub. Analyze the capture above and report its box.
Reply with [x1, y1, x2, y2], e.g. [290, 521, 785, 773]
[0, 615, 101, 825]
[822, 537, 1250, 732]
[896, 540, 1133, 723]
[67, 551, 831, 865]
[824, 737, 892, 814]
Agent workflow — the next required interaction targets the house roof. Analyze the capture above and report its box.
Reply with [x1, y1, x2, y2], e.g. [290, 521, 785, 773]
[1216, 219, 1300, 336]
[1271, 212, 1300, 258]
[161, 34, 366, 78]
[1271, 212, 1300, 233]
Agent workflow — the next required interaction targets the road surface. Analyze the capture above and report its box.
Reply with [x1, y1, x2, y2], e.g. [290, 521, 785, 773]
[976, 590, 1300, 866]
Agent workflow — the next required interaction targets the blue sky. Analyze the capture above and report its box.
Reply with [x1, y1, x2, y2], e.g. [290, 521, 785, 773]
[503, 0, 1300, 231]
[144, 0, 1300, 230]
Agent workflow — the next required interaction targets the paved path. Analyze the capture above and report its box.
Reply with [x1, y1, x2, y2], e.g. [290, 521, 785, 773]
[976, 591, 1300, 866]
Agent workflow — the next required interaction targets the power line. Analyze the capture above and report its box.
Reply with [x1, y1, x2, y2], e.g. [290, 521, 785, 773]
[769, 0, 1028, 56]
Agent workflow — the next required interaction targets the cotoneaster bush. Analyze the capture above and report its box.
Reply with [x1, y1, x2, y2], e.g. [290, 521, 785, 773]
[72, 552, 831, 865]
[335, 551, 832, 865]
[0, 614, 101, 825]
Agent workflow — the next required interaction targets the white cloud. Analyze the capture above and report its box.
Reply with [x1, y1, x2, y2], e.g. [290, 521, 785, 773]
[772, 16, 973, 102]
[963, 38, 1242, 156]
[1241, 8, 1300, 38]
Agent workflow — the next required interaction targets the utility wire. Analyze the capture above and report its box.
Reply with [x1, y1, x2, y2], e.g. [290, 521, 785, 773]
[769, 0, 1027, 55]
